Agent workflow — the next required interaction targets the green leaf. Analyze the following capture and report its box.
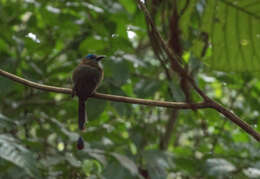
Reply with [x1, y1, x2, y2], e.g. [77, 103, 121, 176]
[143, 150, 173, 179]
[110, 87, 132, 117]
[118, 0, 136, 14]
[79, 37, 105, 53]
[111, 153, 139, 176]
[134, 79, 162, 98]
[82, 160, 103, 176]
[244, 167, 260, 178]
[179, 0, 198, 38]
[104, 59, 131, 86]
[0, 113, 16, 129]
[168, 80, 185, 102]
[65, 152, 81, 167]
[48, 118, 79, 142]
[102, 162, 136, 179]
[205, 158, 236, 176]
[201, 0, 260, 72]
[0, 134, 40, 178]
[0, 74, 15, 96]
[86, 98, 107, 121]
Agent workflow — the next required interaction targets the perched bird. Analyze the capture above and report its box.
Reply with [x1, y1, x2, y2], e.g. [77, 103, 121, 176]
[72, 54, 104, 149]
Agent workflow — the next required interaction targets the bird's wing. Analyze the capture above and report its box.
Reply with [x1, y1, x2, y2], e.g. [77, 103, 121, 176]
[72, 65, 102, 100]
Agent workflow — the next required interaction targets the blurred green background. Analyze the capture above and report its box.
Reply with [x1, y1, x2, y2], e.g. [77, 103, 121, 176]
[0, 0, 260, 178]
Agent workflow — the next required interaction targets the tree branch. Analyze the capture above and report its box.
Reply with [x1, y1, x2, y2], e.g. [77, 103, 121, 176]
[1, 68, 260, 141]
[159, 109, 178, 150]
[0, 69, 209, 109]
[136, 0, 260, 142]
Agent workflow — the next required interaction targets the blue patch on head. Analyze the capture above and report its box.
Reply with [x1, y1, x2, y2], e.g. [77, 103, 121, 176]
[86, 54, 96, 59]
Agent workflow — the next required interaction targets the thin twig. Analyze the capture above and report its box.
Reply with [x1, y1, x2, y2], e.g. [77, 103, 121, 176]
[221, 0, 260, 19]
[159, 109, 178, 150]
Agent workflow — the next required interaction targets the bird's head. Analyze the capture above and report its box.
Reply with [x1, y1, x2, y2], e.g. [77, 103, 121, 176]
[83, 54, 104, 63]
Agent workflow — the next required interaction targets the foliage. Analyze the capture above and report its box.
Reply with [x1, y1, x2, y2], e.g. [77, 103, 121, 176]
[0, 0, 260, 178]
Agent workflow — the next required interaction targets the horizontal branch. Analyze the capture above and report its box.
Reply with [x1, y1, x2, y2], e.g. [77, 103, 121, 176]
[0, 69, 209, 109]
[1, 69, 260, 141]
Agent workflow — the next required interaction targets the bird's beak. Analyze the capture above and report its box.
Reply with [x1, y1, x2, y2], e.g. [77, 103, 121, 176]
[96, 56, 105, 61]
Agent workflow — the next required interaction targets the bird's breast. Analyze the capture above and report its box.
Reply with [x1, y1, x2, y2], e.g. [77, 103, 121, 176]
[72, 63, 103, 99]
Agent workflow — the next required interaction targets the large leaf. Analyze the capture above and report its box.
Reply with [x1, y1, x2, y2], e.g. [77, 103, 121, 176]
[201, 0, 260, 71]
[0, 134, 40, 178]
[111, 153, 139, 177]
[143, 150, 174, 179]
[102, 162, 137, 179]
[205, 158, 236, 176]
[0, 113, 16, 129]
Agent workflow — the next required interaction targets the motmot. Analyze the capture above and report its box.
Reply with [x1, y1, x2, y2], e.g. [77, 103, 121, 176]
[72, 54, 104, 149]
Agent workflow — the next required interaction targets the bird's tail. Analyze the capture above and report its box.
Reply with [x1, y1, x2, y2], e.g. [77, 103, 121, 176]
[78, 98, 86, 130]
[77, 136, 84, 150]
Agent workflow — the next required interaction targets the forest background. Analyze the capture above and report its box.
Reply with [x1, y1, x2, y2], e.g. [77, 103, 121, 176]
[0, 0, 260, 178]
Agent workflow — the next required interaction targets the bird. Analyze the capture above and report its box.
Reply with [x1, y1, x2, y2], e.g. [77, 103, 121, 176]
[72, 54, 104, 149]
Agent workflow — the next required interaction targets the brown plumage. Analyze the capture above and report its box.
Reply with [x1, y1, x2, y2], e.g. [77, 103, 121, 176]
[72, 54, 104, 132]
